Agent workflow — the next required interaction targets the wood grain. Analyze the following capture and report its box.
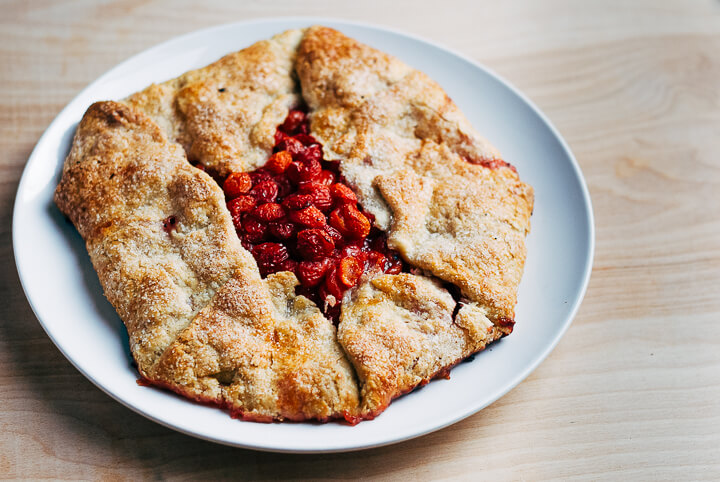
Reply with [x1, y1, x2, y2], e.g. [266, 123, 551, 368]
[1, 0, 719, 479]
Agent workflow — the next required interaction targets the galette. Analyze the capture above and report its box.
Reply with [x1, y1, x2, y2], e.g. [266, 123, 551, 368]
[54, 26, 534, 423]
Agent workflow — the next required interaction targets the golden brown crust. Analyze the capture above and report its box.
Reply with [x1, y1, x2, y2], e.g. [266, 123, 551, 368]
[376, 158, 532, 318]
[55, 101, 252, 372]
[339, 273, 500, 415]
[54, 100, 360, 421]
[125, 29, 303, 177]
[295, 26, 534, 319]
[54, 26, 533, 423]
[151, 271, 359, 421]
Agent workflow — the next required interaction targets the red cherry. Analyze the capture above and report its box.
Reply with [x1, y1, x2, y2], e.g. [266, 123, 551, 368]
[253, 242, 289, 276]
[266, 151, 293, 174]
[323, 225, 344, 245]
[274, 174, 293, 198]
[338, 256, 363, 287]
[297, 258, 332, 287]
[297, 229, 335, 261]
[290, 205, 327, 228]
[324, 266, 344, 300]
[294, 133, 319, 147]
[297, 159, 322, 183]
[316, 170, 335, 186]
[385, 253, 404, 274]
[243, 217, 268, 243]
[300, 183, 333, 212]
[329, 204, 371, 239]
[252, 203, 286, 222]
[280, 258, 298, 275]
[279, 109, 306, 134]
[249, 169, 273, 186]
[276, 137, 305, 157]
[223, 172, 252, 198]
[341, 241, 364, 259]
[296, 144, 322, 164]
[250, 180, 279, 203]
[227, 195, 257, 229]
[330, 183, 357, 205]
[282, 193, 314, 211]
[365, 251, 388, 272]
[268, 221, 296, 240]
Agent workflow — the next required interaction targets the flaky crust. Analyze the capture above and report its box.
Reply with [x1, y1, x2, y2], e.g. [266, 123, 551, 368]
[296, 26, 534, 319]
[339, 273, 502, 416]
[55, 101, 251, 372]
[125, 29, 303, 177]
[55, 100, 359, 421]
[54, 26, 533, 422]
[152, 271, 359, 421]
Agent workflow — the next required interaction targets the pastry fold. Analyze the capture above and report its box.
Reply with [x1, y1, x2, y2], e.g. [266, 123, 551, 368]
[297, 26, 534, 320]
[55, 101, 359, 420]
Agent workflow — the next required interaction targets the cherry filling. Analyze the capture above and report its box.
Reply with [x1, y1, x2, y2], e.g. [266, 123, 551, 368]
[222, 109, 405, 321]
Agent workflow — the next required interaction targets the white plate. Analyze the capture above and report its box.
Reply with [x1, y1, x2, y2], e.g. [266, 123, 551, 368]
[13, 18, 594, 453]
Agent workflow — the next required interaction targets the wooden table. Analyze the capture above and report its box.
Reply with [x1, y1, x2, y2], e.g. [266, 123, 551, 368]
[2, 1, 718, 479]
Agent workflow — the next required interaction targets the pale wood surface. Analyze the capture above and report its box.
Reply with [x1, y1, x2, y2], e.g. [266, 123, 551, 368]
[2, 0, 719, 479]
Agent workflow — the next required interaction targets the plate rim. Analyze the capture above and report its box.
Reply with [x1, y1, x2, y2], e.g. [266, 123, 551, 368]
[12, 16, 595, 453]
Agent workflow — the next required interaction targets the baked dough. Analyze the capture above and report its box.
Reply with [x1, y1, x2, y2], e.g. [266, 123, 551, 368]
[54, 26, 534, 422]
[297, 27, 533, 319]
[125, 28, 303, 177]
